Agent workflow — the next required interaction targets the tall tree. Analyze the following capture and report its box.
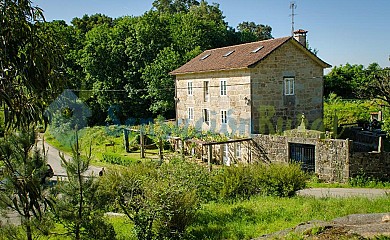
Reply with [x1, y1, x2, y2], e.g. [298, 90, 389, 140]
[56, 132, 115, 240]
[0, 132, 55, 240]
[71, 14, 113, 34]
[0, 0, 64, 129]
[237, 21, 273, 42]
[152, 0, 200, 13]
[362, 67, 390, 105]
[324, 63, 371, 99]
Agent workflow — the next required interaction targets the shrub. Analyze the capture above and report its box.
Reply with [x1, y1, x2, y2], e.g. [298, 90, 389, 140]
[212, 165, 260, 200]
[256, 163, 307, 197]
[211, 163, 307, 200]
[98, 159, 204, 240]
[102, 153, 133, 166]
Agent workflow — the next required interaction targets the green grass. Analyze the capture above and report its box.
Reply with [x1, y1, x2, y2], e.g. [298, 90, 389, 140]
[188, 195, 390, 240]
[3, 195, 389, 240]
[44, 125, 165, 167]
[107, 215, 135, 240]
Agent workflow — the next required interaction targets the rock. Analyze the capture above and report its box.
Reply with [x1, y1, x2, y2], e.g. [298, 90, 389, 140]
[382, 214, 390, 223]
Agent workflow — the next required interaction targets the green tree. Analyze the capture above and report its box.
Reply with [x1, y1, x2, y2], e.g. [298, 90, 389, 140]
[56, 132, 115, 240]
[0, 0, 64, 129]
[99, 160, 200, 240]
[142, 47, 182, 116]
[0, 132, 55, 240]
[237, 21, 273, 42]
[71, 14, 113, 34]
[152, 0, 200, 13]
[324, 63, 368, 99]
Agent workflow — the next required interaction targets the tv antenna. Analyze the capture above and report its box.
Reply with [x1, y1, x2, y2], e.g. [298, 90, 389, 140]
[290, 1, 297, 36]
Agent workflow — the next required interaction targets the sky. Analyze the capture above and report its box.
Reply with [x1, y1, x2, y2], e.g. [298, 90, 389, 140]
[32, 0, 390, 70]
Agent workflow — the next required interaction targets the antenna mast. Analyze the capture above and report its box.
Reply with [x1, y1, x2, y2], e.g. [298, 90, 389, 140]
[290, 1, 297, 36]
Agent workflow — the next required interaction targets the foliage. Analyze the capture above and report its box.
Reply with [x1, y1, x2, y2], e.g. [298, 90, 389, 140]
[237, 21, 273, 42]
[324, 62, 382, 99]
[102, 152, 135, 166]
[349, 169, 390, 188]
[362, 68, 390, 107]
[211, 163, 307, 200]
[323, 93, 382, 131]
[0, 0, 64, 129]
[55, 132, 115, 240]
[41, 1, 273, 124]
[152, 0, 200, 13]
[98, 158, 208, 240]
[0, 131, 55, 240]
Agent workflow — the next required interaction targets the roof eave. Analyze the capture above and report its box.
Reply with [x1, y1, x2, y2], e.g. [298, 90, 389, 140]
[170, 66, 250, 76]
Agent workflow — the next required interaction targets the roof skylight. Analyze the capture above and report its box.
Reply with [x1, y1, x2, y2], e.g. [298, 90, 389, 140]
[200, 54, 211, 60]
[251, 46, 264, 53]
[223, 50, 235, 57]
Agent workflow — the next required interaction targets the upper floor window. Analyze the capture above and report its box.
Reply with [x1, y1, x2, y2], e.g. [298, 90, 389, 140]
[220, 80, 227, 96]
[188, 107, 194, 120]
[203, 81, 209, 102]
[221, 110, 227, 124]
[187, 81, 193, 96]
[284, 77, 295, 95]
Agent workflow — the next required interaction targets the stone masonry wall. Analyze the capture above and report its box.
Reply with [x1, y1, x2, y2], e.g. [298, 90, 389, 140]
[349, 152, 390, 181]
[251, 41, 324, 134]
[175, 69, 252, 136]
[253, 134, 351, 182]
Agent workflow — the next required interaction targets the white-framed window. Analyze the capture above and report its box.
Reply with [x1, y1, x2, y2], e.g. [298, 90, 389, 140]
[203, 81, 209, 102]
[284, 77, 295, 95]
[221, 110, 227, 124]
[220, 80, 227, 96]
[203, 109, 210, 124]
[187, 81, 193, 95]
[235, 142, 241, 158]
[188, 107, 194, 120]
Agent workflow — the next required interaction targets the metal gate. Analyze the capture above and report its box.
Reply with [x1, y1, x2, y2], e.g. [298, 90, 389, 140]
[289, 143, 315, 172]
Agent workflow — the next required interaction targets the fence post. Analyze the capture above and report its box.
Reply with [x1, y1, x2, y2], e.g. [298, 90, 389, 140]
[123, 129, 129, 152]
[208, 144, 212, 172]
[140, 131, 145, 158]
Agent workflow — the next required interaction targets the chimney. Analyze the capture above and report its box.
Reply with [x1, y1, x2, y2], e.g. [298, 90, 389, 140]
[293, 29, 308, 48]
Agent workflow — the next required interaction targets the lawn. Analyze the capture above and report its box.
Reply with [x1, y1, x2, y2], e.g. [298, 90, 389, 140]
[44, 125, 164, 167]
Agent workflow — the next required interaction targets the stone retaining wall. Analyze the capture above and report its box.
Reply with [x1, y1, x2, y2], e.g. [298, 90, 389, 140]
[349, 152, 390, 181]
[253, 134, 390, 182]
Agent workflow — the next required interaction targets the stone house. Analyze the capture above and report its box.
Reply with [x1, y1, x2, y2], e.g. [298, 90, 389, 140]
[171, 33, 331, 136]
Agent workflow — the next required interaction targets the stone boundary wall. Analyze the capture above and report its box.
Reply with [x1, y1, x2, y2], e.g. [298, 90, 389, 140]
[252, 134, 351, 182]
[349, 152, 390, 181]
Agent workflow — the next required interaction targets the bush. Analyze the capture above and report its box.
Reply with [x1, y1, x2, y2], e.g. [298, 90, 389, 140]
[102, 153, 133, 166]
[212, 165, 260, 200]
[211, 163, 307, 200]
[98, 159, 204, 240]
[256, 163, 307, 197]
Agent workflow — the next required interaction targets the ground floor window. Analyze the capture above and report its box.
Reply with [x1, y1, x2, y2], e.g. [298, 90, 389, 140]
[289, 143, 315, 172]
